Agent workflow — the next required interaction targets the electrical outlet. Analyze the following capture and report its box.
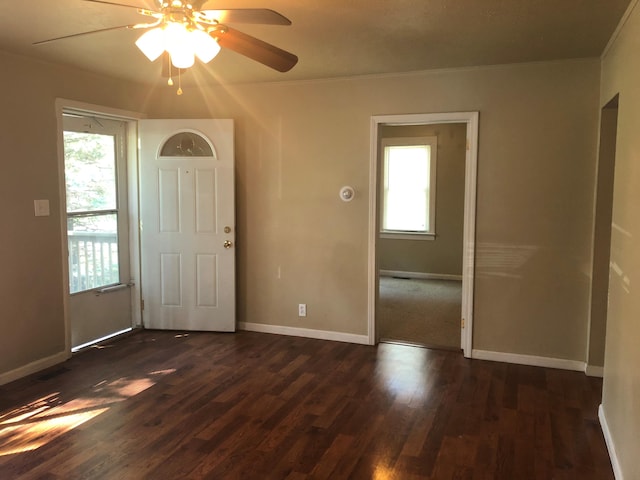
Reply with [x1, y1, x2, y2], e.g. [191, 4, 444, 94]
[298, 304, 307, 317]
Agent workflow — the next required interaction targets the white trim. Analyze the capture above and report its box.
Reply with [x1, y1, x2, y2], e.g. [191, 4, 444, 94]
[599, 405, 624, 480]
[231, 57, 598, 90]
[380, 270, 462, 281]
[55, 102, 71, 355]
[126, 119, 143, 328]
[56, 98, 145, 122]
[367, 119, 380, 346]
[585, 365, 605, 378]
[379, 232, 436, 241]
[238, 322, 370, 345]
[461, 113, 479, 358]
[0, 351, 69, 386]
[380, 135, 438, 236]
[368, 111, 479, 356]
[471, 349, 586, 372]
[71, 328, 133, 353]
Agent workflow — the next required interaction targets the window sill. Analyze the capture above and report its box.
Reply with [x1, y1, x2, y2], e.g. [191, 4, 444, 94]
[380, 232, 436, 241]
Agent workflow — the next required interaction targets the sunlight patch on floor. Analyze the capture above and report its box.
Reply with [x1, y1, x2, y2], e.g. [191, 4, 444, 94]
[0, 369, 175, 457]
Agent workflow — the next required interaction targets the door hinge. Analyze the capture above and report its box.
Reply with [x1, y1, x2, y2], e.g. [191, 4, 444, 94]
[461, 318, 465, 329]
[141, 299, 145, 311]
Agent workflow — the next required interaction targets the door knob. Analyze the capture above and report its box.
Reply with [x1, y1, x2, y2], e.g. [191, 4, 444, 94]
[224, 240, 233, 249]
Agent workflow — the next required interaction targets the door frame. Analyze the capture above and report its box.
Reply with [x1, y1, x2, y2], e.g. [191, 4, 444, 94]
[586, 94, 619, 377]
[55, 99, 145, 354]
[367, 111, 479, 357]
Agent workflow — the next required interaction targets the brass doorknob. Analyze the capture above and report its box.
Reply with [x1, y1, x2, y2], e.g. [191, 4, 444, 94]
[224, 240, 233, 249]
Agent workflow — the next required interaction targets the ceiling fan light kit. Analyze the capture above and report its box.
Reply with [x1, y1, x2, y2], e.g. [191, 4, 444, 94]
[135, 3, 223, 70]
[34, 0, 298, 95]
[136, 22, 221, 68]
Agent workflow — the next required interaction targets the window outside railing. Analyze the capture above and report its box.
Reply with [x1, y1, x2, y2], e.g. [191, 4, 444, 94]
[68, 231, 119, 294]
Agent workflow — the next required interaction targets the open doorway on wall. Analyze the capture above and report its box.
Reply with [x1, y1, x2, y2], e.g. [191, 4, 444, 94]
[368, 112, 478, 357]
[377, 123, 466, 350]
[586, 94, 619, 377]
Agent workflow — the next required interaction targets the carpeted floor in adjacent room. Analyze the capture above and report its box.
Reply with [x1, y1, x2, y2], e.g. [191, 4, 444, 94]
[378, 276, 462, 350]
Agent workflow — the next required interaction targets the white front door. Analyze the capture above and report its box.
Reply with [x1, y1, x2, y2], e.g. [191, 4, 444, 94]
[139, 119, 235, 331]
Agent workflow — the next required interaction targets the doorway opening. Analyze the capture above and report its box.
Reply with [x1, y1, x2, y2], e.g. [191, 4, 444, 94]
[586, 94, 619, 377]
[368, 112, 479, 357]
[56, 100, 143, 354]
[377, 123, 466, 350]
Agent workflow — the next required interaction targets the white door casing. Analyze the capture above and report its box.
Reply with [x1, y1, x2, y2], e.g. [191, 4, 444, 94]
[368, 112, 479, 357]
[139, 119, 235, 331]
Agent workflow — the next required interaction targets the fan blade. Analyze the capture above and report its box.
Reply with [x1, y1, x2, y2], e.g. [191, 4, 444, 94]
[33, 24, 140, 45]
[199, 9, 291, 25]
[212, 27, 298, 72]
[81, 0, 158, 17]
[82, 0, 147, 10]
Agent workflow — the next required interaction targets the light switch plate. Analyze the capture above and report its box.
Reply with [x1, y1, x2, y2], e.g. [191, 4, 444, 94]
[34, 199, 50, 217]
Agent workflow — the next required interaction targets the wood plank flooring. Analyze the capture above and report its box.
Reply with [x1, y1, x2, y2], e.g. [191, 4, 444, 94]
[0, 331, 613, 479]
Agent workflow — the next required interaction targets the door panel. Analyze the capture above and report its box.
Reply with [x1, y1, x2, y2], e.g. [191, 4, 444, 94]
[140, 119, 235, 331]
[69, 290, 131, 347]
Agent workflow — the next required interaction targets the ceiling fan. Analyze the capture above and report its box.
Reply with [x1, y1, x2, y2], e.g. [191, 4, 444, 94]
[34, 0, 298, 93]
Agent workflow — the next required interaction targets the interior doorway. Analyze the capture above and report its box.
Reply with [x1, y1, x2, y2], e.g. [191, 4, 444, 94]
[376, 122, 466, 350]
[367, 112, 479, 357]
[587, 95, 619, 376]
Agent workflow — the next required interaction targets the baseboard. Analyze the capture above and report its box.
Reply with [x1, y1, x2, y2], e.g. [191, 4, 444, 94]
[0, 350, 69, 386]
[380, 270, 462, 281]
[471, 349, 585, 372]
[599, 405, 624, 480]
[238, 322, 371, 346]
[585, 365, 605, 377]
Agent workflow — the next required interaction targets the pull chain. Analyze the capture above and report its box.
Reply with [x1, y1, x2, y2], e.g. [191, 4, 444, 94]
[167, 60, 174, 86]
[166, 55, 183, 95]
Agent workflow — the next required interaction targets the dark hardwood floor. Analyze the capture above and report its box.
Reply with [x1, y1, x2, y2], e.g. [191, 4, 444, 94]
[0, 331, 613, 479]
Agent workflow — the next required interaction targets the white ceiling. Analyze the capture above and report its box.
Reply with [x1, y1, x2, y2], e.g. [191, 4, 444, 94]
[0, 0, 632, 86]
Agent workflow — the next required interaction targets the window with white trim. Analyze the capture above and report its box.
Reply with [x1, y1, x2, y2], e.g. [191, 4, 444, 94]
[381, 136, 437, 239]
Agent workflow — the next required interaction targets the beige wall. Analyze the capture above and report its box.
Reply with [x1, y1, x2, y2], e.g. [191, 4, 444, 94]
[148, 58, 600, 360]
[0, 51, 602, 383]
[377, 123, 466, 276]
[0, 51, 150, 377]
[599, 1, 640, 477]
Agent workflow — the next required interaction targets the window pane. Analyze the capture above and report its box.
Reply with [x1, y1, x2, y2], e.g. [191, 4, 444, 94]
[387, 146, 429, 190]
[385, 189, 428, 231]
[383, 145, 430, 232]
[160, 132, 213, 157]
[68, 214, 119, 293]
[64, 132, 117, 212]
